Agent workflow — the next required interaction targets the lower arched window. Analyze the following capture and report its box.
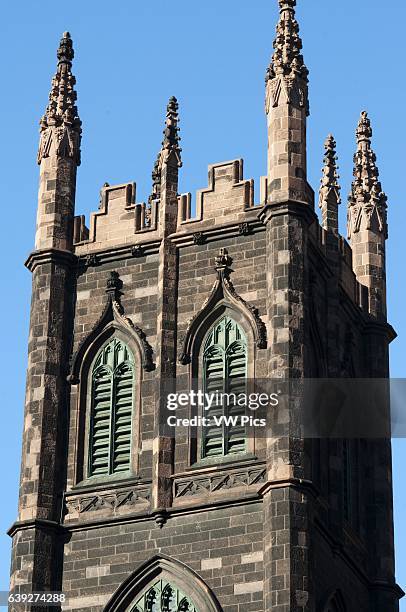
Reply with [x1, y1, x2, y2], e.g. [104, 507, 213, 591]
[201, 316, 247, 459]
[88, 338, 134, 477]
[130, 579, 197, 612]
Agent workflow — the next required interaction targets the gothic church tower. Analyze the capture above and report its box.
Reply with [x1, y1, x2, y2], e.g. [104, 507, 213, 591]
[9, 2, 402, 611]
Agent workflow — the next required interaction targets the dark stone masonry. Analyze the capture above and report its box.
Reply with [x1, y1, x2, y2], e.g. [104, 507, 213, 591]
[8, 1, 403, 611]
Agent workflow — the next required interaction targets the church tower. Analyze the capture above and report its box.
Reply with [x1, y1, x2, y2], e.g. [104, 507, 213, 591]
[9, 2, 402, 611]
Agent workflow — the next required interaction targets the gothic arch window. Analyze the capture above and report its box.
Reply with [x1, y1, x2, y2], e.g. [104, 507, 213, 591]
[88, 337, 135, 478]
[129, 579, 197, 612]
[201, 315, 247, 459]
[104, 556, 222, 612]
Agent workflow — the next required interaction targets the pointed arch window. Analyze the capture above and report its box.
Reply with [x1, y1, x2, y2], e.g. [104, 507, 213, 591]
[201, 316, 247, 458]
[129, 579, 197, 612]
[88, 338, 134, 477]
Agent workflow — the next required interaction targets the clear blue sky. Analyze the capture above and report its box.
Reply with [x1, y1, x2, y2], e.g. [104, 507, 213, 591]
[0, 0, 404, 604]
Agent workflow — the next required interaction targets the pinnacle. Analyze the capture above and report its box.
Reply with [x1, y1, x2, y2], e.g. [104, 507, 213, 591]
[350, 111, 385, 201]
[161, 95, 182, 166]
[319, 134, 340, 232]
[348, 111, 387, 237]
[319, 134, 340, 204]
[266, 0, 308, 82]
[37, 32, 81, 164]
[41, 32, 80, 128]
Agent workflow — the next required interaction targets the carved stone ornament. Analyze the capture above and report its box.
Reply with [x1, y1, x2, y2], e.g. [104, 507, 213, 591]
[179, 248, 267, 365]
[64, 486, 151, 518]
[238, 222, 251, 236]
[174, 466, 266, 498]
[131, 245, 144, 258]
[193, 232, 206, 245]
[68, 271, 154, 383]
[84, 253, 99, 268]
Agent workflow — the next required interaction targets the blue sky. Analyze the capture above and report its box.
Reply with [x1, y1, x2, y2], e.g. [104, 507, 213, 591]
[0, 0, 404, 605]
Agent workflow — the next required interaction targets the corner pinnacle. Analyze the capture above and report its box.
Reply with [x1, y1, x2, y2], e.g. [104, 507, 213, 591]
[348, 112, 387, 238]
[37, 32, 81, 165]
[266, 0, 308, 83]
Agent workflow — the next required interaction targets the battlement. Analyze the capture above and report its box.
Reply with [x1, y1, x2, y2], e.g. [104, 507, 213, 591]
[74, 159, 266, 255]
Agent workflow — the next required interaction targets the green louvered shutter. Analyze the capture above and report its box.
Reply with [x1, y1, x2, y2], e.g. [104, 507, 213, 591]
[202, 317, 247, 459]
[88, 338, 134, 478]
[89, 366, 112, 476]
[225, 341, 247, 454]
[202, 346, 225, 457]
[112, 363, 133, 473]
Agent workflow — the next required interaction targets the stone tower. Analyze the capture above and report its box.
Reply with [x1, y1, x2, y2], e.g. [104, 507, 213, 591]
[9, 2, 403, 611]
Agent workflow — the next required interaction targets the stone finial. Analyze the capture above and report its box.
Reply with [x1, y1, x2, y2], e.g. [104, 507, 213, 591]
[106, 271, 122, 301]
[161, 96, 182, 167]
[347, 112, 387, 238]
[266, 0, 308, 85]
[319, 134, 341, 233]
[214, 248, 233, 273]
[37, 32, 82, 165]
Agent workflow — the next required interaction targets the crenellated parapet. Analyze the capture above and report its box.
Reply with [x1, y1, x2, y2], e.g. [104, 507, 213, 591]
[74, 159, 260, 255]
[178, 159, 256, 227]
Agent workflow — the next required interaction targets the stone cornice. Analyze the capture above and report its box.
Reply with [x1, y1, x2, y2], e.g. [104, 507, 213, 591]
[25, 248, 77, 272]
[58, 496, 262, 532]
[258, 477, 319, 499]
[7, 518, 66, 538]
[362, 319, 397, 344]
[259, 199, 317, 227]
[172, 214, 264, 247]
[74, 219, 265, 264]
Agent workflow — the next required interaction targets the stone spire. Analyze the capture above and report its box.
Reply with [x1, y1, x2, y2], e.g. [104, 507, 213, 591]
[347, 111, 387, 239]
[265, 0, 311, 206]
[319, 134, 341, 233]
[348, 112, 388, 318]
[37, 32, 82, 165]
[266, 0, 309, 88]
